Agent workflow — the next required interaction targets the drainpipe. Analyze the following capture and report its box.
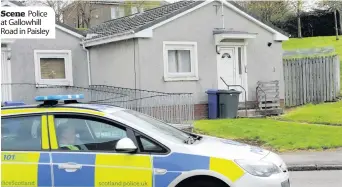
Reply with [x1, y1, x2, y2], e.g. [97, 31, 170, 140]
[82, 41, 92, 86]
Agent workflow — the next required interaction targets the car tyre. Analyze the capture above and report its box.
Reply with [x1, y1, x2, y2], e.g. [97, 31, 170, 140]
[176, 176, 228, 187]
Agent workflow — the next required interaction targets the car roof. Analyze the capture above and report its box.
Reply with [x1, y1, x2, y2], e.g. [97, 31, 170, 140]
[1, 103, 126, 114]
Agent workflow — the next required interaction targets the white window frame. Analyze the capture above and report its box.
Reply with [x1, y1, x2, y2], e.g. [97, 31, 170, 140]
[163, 41, 199, 82]
[111, 7, 117, 19]
[34, 50, 73, 87]
[131, 6, 138, 14]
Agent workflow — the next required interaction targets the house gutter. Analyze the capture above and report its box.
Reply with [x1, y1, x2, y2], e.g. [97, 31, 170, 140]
[82, 41, 92, 86]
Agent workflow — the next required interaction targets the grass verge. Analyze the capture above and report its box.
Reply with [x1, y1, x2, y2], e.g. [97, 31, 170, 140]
[194, 118, 342, 152]
[279, 101, 342, 126]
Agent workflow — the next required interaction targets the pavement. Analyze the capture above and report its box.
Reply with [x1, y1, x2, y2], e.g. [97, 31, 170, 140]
[289, 170, 342, 187]
[280, 148, 342, 171]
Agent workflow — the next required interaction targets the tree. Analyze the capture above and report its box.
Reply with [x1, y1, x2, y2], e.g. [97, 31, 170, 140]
[287, 0, 313, 38]
[233, 1, 292, 24]
[72, 1, 96, 28]
[25, 0, 94, 28]
[318, 0, 342, 40]
[288, 0, 305, 38]
[25, 0, 71, 22]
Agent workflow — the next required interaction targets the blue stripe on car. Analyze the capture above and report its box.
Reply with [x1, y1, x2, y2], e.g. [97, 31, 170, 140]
[38, 153, 52, 187]
[51, 153, 95, 187]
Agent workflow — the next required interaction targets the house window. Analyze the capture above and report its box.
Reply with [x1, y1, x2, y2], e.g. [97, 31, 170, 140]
[163, 41, 198, 81]
[111, 7, 125, 19]
[34, 50, 73, 86]
[111, 7, 117, 19]
[131, 6, 138, 14]
[118, 7, 125, 17]
[238, 47, 242, 74]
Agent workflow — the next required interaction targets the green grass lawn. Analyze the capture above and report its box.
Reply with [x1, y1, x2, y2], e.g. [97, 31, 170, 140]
[282, 36, 342, 56]
[279, 101, 342, 126]
[194, 118, 342, 152]
[194, 37, 342, 152]
[282, 36, 342, 92]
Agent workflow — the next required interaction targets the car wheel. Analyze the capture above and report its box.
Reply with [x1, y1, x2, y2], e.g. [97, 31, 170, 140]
[177, 176, 228, 187]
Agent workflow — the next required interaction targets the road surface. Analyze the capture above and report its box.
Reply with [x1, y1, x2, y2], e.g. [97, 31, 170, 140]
[290, 170, 342, 187]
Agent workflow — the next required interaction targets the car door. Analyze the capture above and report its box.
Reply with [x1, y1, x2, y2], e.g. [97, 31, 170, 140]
[133, 132, 172, 187]
[47, 113, 153, 187]
[1, 114, 52, 187]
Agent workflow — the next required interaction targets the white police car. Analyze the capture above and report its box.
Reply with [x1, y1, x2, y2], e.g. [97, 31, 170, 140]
[1, 94, 290, 187]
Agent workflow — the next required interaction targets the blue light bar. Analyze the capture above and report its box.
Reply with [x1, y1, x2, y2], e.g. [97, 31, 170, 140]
[3, 101, 26, 106]
[35, 94, 84, 102]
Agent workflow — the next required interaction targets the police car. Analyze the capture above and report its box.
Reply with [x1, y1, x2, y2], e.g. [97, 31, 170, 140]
[1, 94, 290, 187]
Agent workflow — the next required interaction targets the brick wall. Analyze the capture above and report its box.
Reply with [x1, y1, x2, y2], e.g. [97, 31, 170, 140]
[194, 104, 208, 120]
[194, 99, 285, 120]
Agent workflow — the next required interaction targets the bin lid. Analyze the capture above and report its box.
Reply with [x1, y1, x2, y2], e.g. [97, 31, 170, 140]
[217, 89, 242, 94]
[206, 89, 219, 94]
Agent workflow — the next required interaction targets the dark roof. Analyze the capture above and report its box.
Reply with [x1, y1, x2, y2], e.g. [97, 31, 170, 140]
[85, 0, 288, 41]
[56, 22, 87, 37]
[11, 0, 24, 6]
[1, 0, 25, 6]
[85, 0, 203, 40]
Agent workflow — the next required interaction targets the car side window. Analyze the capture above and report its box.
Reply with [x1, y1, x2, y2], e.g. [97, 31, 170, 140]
[53, 115, 128, 152]
[87, 120, 127, 140]
[1, 116, 42, 151]
[137, 135, 166, 153]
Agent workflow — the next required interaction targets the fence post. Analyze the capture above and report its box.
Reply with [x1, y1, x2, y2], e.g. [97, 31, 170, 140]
[323, 56, 328, 101]
[303, 58, 307, 103]
[336, 55, 341, 97]
[283, 59, 288, 107]
[290, 59, 295, 106]
[295, 58, 299, 106]
[330, 56, 334, 101]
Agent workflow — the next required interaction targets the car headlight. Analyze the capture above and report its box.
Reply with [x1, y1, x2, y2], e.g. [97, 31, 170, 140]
[235, 159, 282, 177]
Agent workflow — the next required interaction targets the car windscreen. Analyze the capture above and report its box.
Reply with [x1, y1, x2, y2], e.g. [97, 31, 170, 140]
[112, 110, 190, 143]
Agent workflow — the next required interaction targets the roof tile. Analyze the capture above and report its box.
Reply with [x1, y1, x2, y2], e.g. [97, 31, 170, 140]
[85, 0, 288, 41]
[85, 0, 202, 40]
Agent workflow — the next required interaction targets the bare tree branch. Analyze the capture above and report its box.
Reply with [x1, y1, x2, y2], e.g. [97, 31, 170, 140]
[233, 0, 292, 23]
[25, 0, 71, 22]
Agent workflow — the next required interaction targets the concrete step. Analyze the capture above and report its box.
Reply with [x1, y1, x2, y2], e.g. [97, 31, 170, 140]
[237, 108, 283, 118]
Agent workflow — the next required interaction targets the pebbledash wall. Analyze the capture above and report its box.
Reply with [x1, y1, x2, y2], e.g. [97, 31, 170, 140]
[88, 1, 287, 120]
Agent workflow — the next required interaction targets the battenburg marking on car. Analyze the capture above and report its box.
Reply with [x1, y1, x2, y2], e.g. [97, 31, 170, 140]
[1, 93, 291, 187]
[35, 94, 84, 101]
[1, 151, 245, 187]
[2, 152, 52, 187]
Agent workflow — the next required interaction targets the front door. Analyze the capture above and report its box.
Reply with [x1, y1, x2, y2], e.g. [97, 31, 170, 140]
[1, 48, 12, 102]
[47, 113, 153, 187]
[217, 47, 247, 102]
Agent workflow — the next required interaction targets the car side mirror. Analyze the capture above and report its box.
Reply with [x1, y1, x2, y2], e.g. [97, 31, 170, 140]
[115, 137, 138, 153]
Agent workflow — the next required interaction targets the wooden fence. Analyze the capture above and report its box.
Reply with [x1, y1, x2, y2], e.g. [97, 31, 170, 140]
[283, 55, 340, 107]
